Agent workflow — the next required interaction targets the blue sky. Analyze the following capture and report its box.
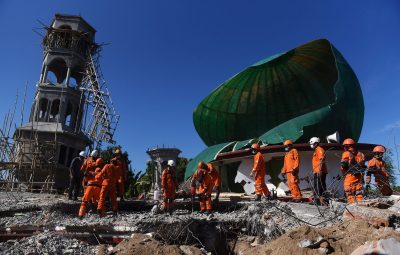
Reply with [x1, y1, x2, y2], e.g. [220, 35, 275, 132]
[0, 1, 399, 177]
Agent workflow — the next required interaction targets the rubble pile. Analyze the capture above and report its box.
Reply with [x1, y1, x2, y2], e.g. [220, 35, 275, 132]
[0, 232, 94, 255]
[233, 219, 400, 255]
[1, 192, 400, 254]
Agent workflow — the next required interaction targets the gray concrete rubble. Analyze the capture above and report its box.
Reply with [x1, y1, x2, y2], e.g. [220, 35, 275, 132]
[1, 192, 400, 254]
[343, 201, 400, 228]
[350, 238, 400, 255]
[0, 232, 94, 255]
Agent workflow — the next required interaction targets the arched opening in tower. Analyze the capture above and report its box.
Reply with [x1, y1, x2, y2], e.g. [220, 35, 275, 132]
[49, 99, 60, 122]
[38, 98, 49, 121]
[46, 58, 68, 85]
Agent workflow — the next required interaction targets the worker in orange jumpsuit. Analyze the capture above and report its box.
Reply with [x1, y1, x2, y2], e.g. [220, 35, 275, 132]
[207, 163, 221, 203]
[309, 137, 328, 204]
[250, 143, 270, 201]
[81, 150, 100, 190]
[341, 138, 366, 203]
[113, 148, 127, 201]
[78, 158, 104, 219]
[282, 140, 302, 201]
[97, 158, 118, 217]
[366, 146, 392, 196]
[161, 160, 177, 214]
[191, 162, 214, 214]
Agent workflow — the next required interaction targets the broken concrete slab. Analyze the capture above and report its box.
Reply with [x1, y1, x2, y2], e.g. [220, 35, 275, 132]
[343, 203, 400, 228]
[350, 238, 400, 255]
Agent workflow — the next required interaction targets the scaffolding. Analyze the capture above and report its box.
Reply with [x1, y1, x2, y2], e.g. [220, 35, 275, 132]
[0, 15, 119, 194]
[0, 92, 57, 194]
[81, 46, 119, 148]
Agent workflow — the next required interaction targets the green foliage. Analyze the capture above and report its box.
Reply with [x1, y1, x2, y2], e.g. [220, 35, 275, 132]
[175, 157, 190, 184]
[393, 186, 400, 192]
[135, 161, 153, 195]
[125, 168, 144, 198]
[383, 149, 397, 187]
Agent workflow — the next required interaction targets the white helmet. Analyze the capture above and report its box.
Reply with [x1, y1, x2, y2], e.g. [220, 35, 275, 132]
[79, 151, 87, 158]
[90, 150, 99, 157]
[309, 137, 320, 149]
[167, 160, 175, 167]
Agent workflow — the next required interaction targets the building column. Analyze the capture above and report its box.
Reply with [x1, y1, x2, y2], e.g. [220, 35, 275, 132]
[41, 65, 49, 83]
[65, 67, 71, 85]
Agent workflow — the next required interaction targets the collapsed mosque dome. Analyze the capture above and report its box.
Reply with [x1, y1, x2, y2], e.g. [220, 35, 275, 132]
[193, 39, 364, 146]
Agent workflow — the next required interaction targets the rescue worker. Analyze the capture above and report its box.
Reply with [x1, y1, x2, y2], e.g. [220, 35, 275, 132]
[249, 143, 270, 201]
[281, 140, 302, 201]
[309, 137, 328, 204]
[161, 160, 177, 214]
[81, 150, 100, 190]
[68, 151, 86, 201]
[366, 146, 393, 196]
[191, 162, 214, 214]
[113, 148, 127, 201]
[340, 138, 366, 203]
[78, 158, 104, 219]
[207, 163, 221, 202]
[97, 158, 118, 217]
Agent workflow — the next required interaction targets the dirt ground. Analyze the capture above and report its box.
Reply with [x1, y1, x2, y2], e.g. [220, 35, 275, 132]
[233, 220, 400, 255]
[110, 233, 204, 255]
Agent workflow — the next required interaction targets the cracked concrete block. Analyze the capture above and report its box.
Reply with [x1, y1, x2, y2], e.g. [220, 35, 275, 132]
[318, 247, 329, 254]
[179, 245, 204, 255]
[298, 239, 313, 248]
[343, 204, 400, 227]
[351, 238, 400, 255]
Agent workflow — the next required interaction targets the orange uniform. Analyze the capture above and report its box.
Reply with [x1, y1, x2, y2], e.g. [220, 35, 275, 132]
[367, 158, 392, 196]
[252, 152, 270, 196]
[341, 150, 365, 203]
[312, 146, 327, 198]
[97, 163, 118, 215]
[79, 167, 103, 217]
[282, 148, 302, 200]
[113, 157, 127, 199]
[191, 168, 214, 212]
[207, 163, 221, 189]
[81, 157, 98, 187]
[161, 167, 176, 210]
[312, 146, 327, 174]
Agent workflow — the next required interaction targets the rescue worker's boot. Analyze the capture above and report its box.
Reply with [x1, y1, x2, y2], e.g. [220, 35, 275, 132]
[255, 194, 261, 201]
[98, 209, 105, 218]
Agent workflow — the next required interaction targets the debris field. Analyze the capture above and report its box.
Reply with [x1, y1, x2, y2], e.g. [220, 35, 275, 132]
[1, 192, 400, 255]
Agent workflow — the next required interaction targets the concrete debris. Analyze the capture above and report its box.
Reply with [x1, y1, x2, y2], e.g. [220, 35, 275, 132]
[350, 238, 400, 255]
[0, 232, 94, 255]
[297, 236, 327, 249]
[179, 245, 204, 255]
[151, 204, 160, 215]
[343, 202, 400, 228]
[233, 219, 400, 255]
[388, 199, 400, 214]
[2, 192, 400, 254]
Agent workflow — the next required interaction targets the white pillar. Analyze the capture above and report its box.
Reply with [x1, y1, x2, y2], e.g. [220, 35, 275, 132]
[42, 65, 48, 83]
[65, 67, 71, 85]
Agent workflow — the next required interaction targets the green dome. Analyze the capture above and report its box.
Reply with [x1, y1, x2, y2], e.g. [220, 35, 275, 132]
[193, 39, 364, 146]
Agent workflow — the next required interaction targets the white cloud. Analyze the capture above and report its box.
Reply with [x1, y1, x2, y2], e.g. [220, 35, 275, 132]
[380, 120, 400, 133]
